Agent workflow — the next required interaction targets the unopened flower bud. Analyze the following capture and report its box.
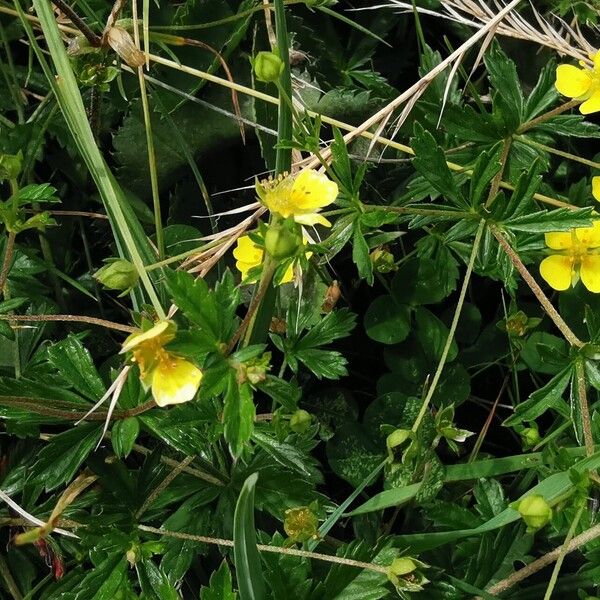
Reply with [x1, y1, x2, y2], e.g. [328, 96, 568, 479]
[370, 248, 397, 273]
[388, 557, 417, 577]
[253, 51, 284, 83]
[516, 495, 552, 532]
[0, 153, 22, 181]
[264, 222, 301, 260]
[290, 409, 312, 433]
[284, 506, 319, 542]
[521, 425, 541, 448]
[94, 259, 139, 295]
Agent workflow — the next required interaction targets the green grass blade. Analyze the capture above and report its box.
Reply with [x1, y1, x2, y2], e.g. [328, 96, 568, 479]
[233, 473, 267, 600]
[22, 0, 165, 318]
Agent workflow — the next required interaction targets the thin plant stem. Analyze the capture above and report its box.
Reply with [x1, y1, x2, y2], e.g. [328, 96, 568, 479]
[138, 525, 388, 573]
[51, 0, 101, 46]
[517, 99, 580, 134]
[412, 219, 485, 433]
[486, 521, 600, 595]
[132, 0, 164, 258]
[575, 358, 594, 458]
[0, 313, 135, 333]
[491, 226, 583, 348]
[135, 456, 195, 519]
[518, 136, 600, 170]
[0, 395, 155, 420]
[0, 231, 16, 297]
[484, 138, 512, 210]
[0, 554, 23, 600]
[542, 504, 585, 600]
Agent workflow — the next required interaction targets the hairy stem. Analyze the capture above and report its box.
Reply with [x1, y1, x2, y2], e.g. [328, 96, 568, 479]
[0, 231, 16, 297]
[0, 313, 134, 333]
[412, 219, 485, 432]
[576, 358, 594, 458]
[491, 226, 583, 348]
[517, 99, 580, 134]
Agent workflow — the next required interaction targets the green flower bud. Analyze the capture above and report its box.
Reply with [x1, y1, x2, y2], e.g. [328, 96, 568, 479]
[388, 557, 417, 577]
[516, 494, 552, 532]
[0, 152, 22, 181]
[290, 409, 312, 433]
[94, 259, 139, 295]
[370, 248, 397, 273]
[521, 425, 541, 448]
[253, 51, 284, 83]
[284, 506, 319, 542]
[264, 222, 301, 261]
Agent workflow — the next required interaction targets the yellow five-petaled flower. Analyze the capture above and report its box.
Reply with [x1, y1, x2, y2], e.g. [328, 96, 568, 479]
[233, 233, 311, 283]
[555, 50, 600, 115]
[121, 320, 202, 407]
[539, 222, 600, 293]
[258, 168, 339, 227]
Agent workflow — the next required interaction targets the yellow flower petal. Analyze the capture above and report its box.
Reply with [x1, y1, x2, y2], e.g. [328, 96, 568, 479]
[580, 90, 600, 115]
[580, 255, 600, 293]
[290, 169, 339, 212]
[121, 320, 173, 353]
[544, 231, 573, 250]
[593, 176, 600, 202]
[555, 64, 593, 98]
[233, 235, 263, 264]
[151, 354, 202, 407]
[593, 50, 600, 72]
[539, 255, 574, 291]
[576, 221, 600, 248]
[281, 263, 294, 284]
[294, 213, 332, 227]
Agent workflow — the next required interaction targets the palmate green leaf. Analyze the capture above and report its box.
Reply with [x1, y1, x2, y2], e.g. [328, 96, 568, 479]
[352, 221, 374, 285]
[484, 41, 523, 131]
[535, 115, 600, 138]
[255, 375, 301, 411]
[136, 559, 179, 600]
[392, 256, 455, 305]
[469, 143, 503, 207]
[233, 473, 267, 600]
[411, 123, 466, 207]
[295, 308, 356, 350]
[111, 417, 140, 459]
[252, 428, 323, 483]
[504, 365, 572, 426]
[201, 561, 236, 600]
[502, 207, 594, 234]
[524, 59, 559, 120]
[31, 422, 101, 491]
[224, 376, 255, 457]
[295, 348, 348, 379]
[46, 335, 106, 401]
[442, 104, 500, 143]
[414, 306, 458, 363]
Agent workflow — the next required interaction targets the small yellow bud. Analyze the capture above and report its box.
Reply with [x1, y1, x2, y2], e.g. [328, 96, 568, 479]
[253, 51, 284, 83]
[290, 409, 312, 433]
[516, 494, 552, 532]
[94, 259, 139, 295]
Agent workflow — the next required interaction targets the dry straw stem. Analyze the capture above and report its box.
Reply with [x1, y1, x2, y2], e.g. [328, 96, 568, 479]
[302, 0, 524, 167]
[383, 0, 595, 64]
[148, 52, 573, 210]
[138, 524, 389, 573]
[485, 521, 600, 596]
[0, 313, 135, 333]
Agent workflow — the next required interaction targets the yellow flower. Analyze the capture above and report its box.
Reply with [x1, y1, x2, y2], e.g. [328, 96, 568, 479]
[233, 234, 295, 283]
[259, 169, 338, 227]
[555, 51, 600, 115]
[593, 176, 600, 202]
[539, 222, 600, 293]
[121, 320, 202, 407]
